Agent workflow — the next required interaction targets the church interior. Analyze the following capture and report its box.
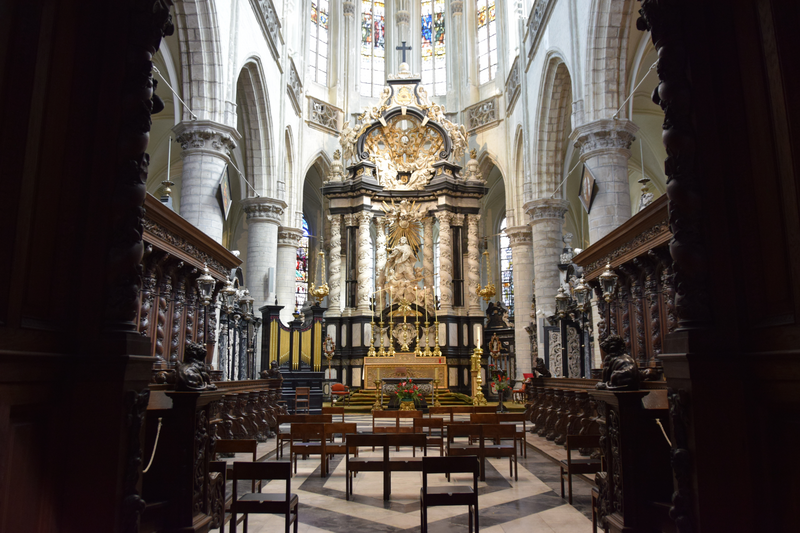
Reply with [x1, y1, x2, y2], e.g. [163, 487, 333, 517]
[2, 0, 799, 532]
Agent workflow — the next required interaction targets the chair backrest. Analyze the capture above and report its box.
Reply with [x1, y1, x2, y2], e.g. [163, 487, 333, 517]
[447, 423, 483, 440]
[291, 422, 325, 441]
[331, 383, 347, 392]
[481, 423, 516, 441]
[346, 433, 385, 449]
[325, 422, 357, 439]
[322, 406, 345, 422]
[473, 405, 497, 413]
[231, 461, 292, 502]
[565, 434, 601, 451]
[422, 455, 480, 476]
[214, 438, 258, 460]
[397, 410, 423, 419]
[386, 432, 427, 449]
[470, 413, 498, 424]
[414, 417, 444, 435]
[522, 373, 534, 380]
[450, 406, 474, 415]
[296, 387, 311, 398]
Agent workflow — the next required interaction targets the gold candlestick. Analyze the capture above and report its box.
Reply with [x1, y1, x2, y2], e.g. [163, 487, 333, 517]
[433, 378, 441, 407]
[414, 287, 421, 356]
[423, 320, 432, 356]
[433, 320, 441, 357]
[368, 290, 376, 357]
[372, 379, 383, 411]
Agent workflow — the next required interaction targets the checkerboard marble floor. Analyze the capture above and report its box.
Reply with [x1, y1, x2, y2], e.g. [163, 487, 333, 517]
[212, 415, 594, 533]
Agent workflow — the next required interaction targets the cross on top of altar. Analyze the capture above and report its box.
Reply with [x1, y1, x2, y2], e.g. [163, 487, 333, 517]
[396, 41, 412, 64]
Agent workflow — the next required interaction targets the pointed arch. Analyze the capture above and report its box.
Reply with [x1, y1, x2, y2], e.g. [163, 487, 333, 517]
[512, 124, 525, 225]
[584, 0, 638, 121]
[283, 127, 295, 224]
[172, 0, 226, 123]
[236, 58, 274, 197]
[534, 54, 573, 199]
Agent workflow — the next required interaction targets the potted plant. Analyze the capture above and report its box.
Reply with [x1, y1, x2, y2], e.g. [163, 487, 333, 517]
[396, 379, 422, 411]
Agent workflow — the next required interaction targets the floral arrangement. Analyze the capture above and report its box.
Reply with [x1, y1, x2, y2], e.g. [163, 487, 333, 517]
[396, 379, 422, 401]
[491, 371, 512, 392]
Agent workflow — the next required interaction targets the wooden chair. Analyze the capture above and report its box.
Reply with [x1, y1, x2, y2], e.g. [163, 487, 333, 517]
[289, 423, 326, 476]
[294, 387, 310, 414]
[446, 424, 484, 480]
[321, 406, 345, 422]
[413, 418, 444, 457]
[473, 405, 497, 414]
[323, 422, 358, 475]
[213, 439, 260, 492]
[345, 433, 386, 501]
[482, 424, 518, 481]
[228, 461, 298, 533]
[420, 455, 480, 533]
[275, 414, 332, 458]
[496, 412, 528, 458]
[560, 434, 602, 504]
[330, 383, 350, 405]
[591, 485, 600, 533]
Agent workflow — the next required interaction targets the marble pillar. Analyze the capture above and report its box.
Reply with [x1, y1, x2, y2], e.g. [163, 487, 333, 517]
[436, 211, 454, 314]
[526, 198, 569, 363]
[343, 214, 357, 310]
[505, 225, 535, 379]
[466, 214, 482, 315]
[356, 211, 374, 313]
[242, 197, 285, 309]
[173, 120, 241, 243]
[276, 227, 303, 324]
[570, 119, 638, 243]
[327, 214, 343, 317]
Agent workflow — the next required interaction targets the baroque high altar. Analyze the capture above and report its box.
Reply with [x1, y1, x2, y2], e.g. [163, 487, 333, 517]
[322, 64, 488, 393]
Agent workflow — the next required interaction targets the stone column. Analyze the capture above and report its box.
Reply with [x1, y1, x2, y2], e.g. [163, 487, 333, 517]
[466, 214, 482, 315]
[242, 197, 285, 309]
[276, 227, 304, 324]
[173, 120, 241, 243]
[356, 211, 374, 313]
[437, 211, 454, 314]
[505, 225, 534, 379]
[451, 213, 465, 308]
[570, 119, 639, 243]
[423, 216, 435, 293]
[526, 198, 569, 360]
[327, 214, 343, 317]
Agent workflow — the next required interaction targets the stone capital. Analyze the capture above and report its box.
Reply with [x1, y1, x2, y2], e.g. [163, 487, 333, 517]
[525, 198, 569, 223]
[172, 120, 242, 158]
[343, 1, 355, 17]
[569, 118, 639, 160]
[241, 196, 286, 224]
[451, 213, 465, 226]
[343, 213, 357, 227]
[436, 211, 454, 226]
[504, 225, 533, 247]
[451, 1, 464, 15]
[277, 226, 304, 247]
[356, 210, 374, 226]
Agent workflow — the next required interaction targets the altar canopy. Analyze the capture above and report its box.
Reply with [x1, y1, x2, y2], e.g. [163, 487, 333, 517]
[322, 61, 490, 394]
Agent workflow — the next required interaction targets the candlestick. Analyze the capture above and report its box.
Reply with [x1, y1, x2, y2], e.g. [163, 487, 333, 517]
[424, 286, 428, 323]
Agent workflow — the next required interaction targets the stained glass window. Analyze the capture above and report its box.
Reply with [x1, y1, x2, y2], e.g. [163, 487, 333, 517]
[296, 217, 311, 306]
[499, 218, 514, 316]
[310, 0, 329, 84]
[476, 0, 497, 84]
[361, 0, 386, 97]
[421, 0, 446, 96]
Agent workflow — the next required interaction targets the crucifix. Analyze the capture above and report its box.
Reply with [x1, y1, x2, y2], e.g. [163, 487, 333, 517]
[396, 41, 412, 64]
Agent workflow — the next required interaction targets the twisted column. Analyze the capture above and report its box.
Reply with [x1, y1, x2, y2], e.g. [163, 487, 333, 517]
[570, 119, 638, 243]
[437, 211, 454, 314]
[174, 120, 241, 243]
[242, 197, 285, 309]
[467, 214, 482, 314]
[356, 211, 374, 312]
[327, 214, 342, 316]
[423, 216, 435, 293]
[375, 217, 387, 287]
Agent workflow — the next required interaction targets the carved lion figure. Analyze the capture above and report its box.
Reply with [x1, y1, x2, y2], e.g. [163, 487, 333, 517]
[596, 335, 640, 391]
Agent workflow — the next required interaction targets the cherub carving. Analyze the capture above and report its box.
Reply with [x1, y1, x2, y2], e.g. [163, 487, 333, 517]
[595, 335, 640, 391]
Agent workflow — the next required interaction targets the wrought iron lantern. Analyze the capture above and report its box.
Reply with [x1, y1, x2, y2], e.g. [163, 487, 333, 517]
[573, 276, 590, 313]
[599, 263, 619, 303]
[196, 262, 216, 306]
[555, 286, 570, 319]
[220, 278, 238, 314]
[239, 289, 254, 321]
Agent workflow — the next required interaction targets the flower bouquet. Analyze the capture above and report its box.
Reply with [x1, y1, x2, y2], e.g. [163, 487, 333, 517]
[396, 379, 422, 401]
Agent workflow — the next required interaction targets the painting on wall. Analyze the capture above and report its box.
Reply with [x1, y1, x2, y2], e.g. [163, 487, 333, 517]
[579, 165, 598, 214]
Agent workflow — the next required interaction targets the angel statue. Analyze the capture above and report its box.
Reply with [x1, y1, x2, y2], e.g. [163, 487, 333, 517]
[339, 121, 359, 164]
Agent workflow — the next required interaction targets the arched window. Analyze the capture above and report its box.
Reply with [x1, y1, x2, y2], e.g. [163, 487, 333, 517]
[310, 0, 329, 84]
[421, 0, 446, 96]
[360, 0, 386, 97]
[476, 0, 498, 84]
[499, 218, 514, 316]
[296, 217, 311, 306]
